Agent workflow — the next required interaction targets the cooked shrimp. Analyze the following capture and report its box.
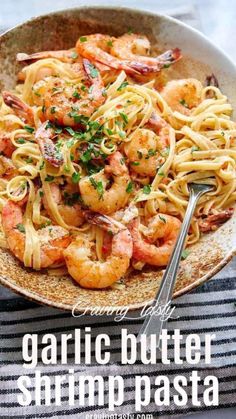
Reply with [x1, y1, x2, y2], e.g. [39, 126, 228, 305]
[2, 200, 71, 268]
[129, 214, 181, 266]
[2, 91, 34, 125]
[161, 78, 202, 115]
[35, 121, 64, 167]
[76, 33, 181, 75]
[0, 134, 15, 157]
[124, 124, 169, 177]
[79, 151, 131, 214]
[76, 33, 136, 74]
[199, 208, 234, 232]
[17, 49, 79, 64]
[111, 33, 182, 74]
[43, 182, 84, 227]
[64, 212, 133, 288]
[32, 58, 105, 127]
[111, 33, 151, 59]
[17, 49, 110, 76]
[0, 156, 18, 179]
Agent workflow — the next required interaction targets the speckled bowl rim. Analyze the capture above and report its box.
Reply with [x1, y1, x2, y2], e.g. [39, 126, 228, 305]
[0, 5, 235, 312]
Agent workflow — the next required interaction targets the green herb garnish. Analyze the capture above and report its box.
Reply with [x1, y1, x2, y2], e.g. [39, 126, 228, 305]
[181, 249, 190, 260]
[24, 125, 34, 134]
[126, 181, 133, 193]
[117, 81, 128, 91]
[143, 185, 151, 195]
[72, 172, 81, 183]
[16, 223, 25, 233]
[119, 112, 128, 125]
[45, 175, 55, 182]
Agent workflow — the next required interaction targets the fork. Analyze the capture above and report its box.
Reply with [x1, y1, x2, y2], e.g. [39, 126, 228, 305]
[137, 182, 214, 349]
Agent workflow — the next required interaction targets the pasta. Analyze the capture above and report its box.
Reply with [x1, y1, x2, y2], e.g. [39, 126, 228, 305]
[0, 32, 235, 289]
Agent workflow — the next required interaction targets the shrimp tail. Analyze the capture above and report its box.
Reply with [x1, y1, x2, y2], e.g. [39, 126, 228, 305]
[199, 208, 234, 232]
[157, 47, 182, 64]
[2, 91, 34, 125]
[35, 121, 64, 167]
[16, 49, 77, 63]
[83, 210, 125, 235]
[128, 48, 182, 75]
[206, 73, 219, 88]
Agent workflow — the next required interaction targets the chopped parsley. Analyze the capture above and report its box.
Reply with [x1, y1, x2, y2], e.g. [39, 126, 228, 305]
[119, 112, 128, 125]
[42, 104, 46, 114]
[16, 223, 25, 233]
[39, 220, 52, 229]
[24, 125, 34, 134]
[148, 149, 156, 157]
[137, 150, 143, 159]
[39, 190, 44, 197]
[50, 106, 56, 114]
[159, 215, 166, 223]
[143, 184, 151, 195]
[65, 127, 75, 136]
[54, 126, 63, 134]
[117, 81, 128, 91]
[131, 161, 140, 166]
[179, 99, 188, 108]
[89, 177, 104, 199]
[26, 157, 33, 163]
[72, 172, 81, 183]
[80, 148, 92, 164]
[126, 181, 133, 193]
[107, 40, 113, 47]
[17, 138, 26, 144]
[39, 161, 45, 170]
[45, 175, 55, 182]
[72, 91, 81, 99]
[163, 63, 170, 69]
[181, 249, 190, 260]
[45, 121, 53, 130]
[79, 36, 87, 43]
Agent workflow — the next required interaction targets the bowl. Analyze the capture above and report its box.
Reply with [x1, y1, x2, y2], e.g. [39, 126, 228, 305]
[0, 6, 235, 311]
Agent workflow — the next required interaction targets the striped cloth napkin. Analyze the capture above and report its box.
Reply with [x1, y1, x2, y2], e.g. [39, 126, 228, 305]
[0, 3, 236, 418]
[0, 258, 236, 417]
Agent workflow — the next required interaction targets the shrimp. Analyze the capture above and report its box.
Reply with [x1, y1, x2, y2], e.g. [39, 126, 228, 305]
[43, 182, 84, 227]
[35, 121, 64, 167]
[2, 91, 34, 125]
[79, 151, 131, 214]
[32, 58, 105, 127]
[124, 123, 169, 177]
[17, 49, 79, 64]
[64, 211, 133, 288]
[111, 33, 182, 74]
[76, 33, 181, 75]
[17, 49, 110, 76]
[128, 214, 181, 266]
[2, 200, 71, 268]
[161, 78, 202, 115]
[0, 134, 15, 157]
[0, 156, 18, 179]
[199, 208, 234, 232]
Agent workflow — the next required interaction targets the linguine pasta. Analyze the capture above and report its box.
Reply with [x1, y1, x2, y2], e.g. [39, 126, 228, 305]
[0, 32, 235, 288]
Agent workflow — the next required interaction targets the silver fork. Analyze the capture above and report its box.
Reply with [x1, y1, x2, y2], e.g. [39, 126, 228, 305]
[137, 182, 214, 349]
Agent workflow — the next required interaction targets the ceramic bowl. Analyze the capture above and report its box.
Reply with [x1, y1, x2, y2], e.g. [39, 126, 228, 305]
[0, 6, 235, 311]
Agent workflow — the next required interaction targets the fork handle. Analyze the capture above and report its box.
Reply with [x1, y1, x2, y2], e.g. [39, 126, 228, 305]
[137, 187, 205, 347]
